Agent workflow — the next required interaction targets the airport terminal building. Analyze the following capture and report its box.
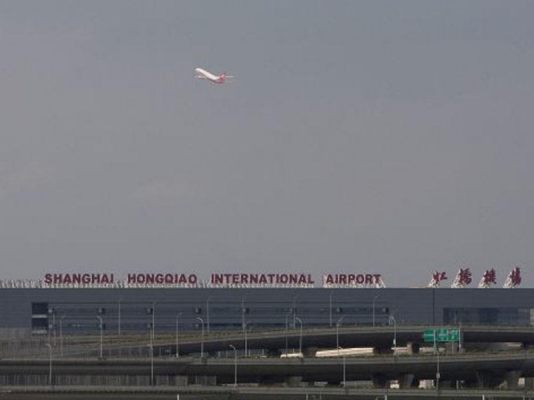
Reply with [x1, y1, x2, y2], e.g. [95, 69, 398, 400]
[0, 270, 533, 338]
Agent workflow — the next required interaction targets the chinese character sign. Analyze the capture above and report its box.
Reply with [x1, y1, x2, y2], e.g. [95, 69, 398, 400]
[478, 268, 497, 288]
[451, 267, 472, 288]
[428, 271, 447, 288]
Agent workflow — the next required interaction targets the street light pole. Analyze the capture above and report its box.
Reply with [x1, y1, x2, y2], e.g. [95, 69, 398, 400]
[338, 347, 346, 388]
[96, 316, 103, 359]
[196, 316, 204, 358]
[295, 317, 303, 355]
[52, 311, 56, 346]
[147, 343, 154, 386]
[241, 294, 248, 352]
[329, 292, 333, 328]
[175, 312, 182, 358]
[292, 295, 299, 329]
[118, 298, 122, 337]
[372, 295, 380, 327]
[244, 323, 248, 358]
[206, 297, 212, 334]
[45, 343, 52, 386]
[343, 352, 346, 388]
[458, 322, 462, 351]
[59, 315, 66, 356]
[241, 294, 247, 330]
[389, 315, 397, 352]
[336, 316, 345, 355]
[285, 312, 290, 355]
[229, 344, 237, 387]
[436, 346, 440, 391]
[151, 302, 156, 344]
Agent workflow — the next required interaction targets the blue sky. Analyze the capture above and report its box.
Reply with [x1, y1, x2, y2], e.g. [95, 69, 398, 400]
[0, 1, 533, 287]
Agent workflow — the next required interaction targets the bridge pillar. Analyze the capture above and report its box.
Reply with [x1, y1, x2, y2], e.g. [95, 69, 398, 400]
[176, 376, 188, 386]
[285, 376, 303, 387]
[475, 370, 503, 389]
[406, 342, 420, 354]
[438, 379, 454, 389]
[504, 370, 521, 390]
[444, 341, 459, 354]
[266, 349, 282, 357]
[302, 347, 318, 358]
[373, 345, 393, 355]
[372, 373, 390, 388]
[398, 374, 414, 388]
[190, 375, 217, 386]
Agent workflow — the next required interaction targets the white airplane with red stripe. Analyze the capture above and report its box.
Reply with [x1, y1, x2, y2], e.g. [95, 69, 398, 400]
[194, 68, 233, 84]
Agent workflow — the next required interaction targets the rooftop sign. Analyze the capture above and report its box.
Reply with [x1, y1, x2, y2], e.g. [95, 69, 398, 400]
[0, 272, 386, 289]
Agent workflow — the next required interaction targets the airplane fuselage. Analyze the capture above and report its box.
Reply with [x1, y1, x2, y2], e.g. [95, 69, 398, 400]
[195, 68, 225, 84]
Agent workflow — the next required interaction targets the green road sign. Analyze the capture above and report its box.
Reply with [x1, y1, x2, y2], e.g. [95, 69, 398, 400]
[422, 328, 459, 342]
[422, 330, 435, 342]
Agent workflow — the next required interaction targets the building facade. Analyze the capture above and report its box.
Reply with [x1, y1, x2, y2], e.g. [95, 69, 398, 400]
[0, 287, 533, 338]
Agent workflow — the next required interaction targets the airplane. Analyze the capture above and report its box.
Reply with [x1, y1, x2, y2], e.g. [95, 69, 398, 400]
[194, 68, 233, 84]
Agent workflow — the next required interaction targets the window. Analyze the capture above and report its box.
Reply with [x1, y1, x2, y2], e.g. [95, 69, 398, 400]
[32, 303, 48, 315]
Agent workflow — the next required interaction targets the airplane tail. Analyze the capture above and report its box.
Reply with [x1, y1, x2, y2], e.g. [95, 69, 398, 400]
[217, 72, 227, 83]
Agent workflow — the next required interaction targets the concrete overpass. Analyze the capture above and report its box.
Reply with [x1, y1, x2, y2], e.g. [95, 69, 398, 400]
[150, 325, 534, 357]
[1, 386, 534, 400]
[1, 351, 534, 389]
[8, 325, 534, 359]
[2, 325, 534, 393]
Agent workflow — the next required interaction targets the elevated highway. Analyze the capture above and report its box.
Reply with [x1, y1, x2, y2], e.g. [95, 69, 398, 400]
[154, 325, 534, 356]
[1, 351, 534, 388]
[1, 386, 534, 400]
[1, 325, 534, 393]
